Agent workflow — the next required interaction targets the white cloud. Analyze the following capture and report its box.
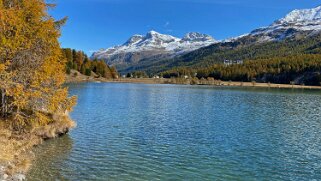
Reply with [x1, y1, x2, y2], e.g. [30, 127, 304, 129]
[164, 21, 170, 28]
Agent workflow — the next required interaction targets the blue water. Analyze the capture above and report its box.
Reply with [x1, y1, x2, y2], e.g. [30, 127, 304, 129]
[27, 83, 321, 180]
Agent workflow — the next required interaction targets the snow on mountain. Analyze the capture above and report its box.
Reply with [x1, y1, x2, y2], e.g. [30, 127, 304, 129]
[279, 6, 321, 24]
[92, 5, 321, 72]
[250, 5, 321, 41]
[123, 35, 143, 46]
[92, 31, 217, 61]
[182, 32, 214, 42]
[222, 33, 250, 43]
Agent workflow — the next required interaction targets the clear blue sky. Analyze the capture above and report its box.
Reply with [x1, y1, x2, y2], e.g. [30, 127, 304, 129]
[49, 0, 321, 55]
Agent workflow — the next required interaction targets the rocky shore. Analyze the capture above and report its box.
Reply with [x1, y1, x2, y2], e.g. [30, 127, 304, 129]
[0, 165, 25, 181]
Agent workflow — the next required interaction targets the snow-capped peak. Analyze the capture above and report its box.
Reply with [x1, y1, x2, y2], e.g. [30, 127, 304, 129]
[148, 30, 160, 35]
[278, 5, 321, 24]
[182, 32, 215, 42]
[249, 5, 321, 41]
[92, 31, 217, 61]
[144, 30, 180, 43]
[123, 34, 143, 46]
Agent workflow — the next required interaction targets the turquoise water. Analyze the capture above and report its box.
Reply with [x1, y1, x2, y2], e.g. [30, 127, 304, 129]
[27, 83, 321, 180]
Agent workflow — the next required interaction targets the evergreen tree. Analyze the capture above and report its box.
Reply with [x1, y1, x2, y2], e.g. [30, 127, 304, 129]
[85, 68, 91, 76]
[62, 48, 119, 79]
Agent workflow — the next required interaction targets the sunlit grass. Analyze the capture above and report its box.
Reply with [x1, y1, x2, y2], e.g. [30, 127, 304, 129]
[0, 114, 75, 176]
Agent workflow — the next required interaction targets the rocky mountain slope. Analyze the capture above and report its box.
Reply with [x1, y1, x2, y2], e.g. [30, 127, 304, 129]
[248, 5, 321, 42]
[91, 31, 217, 72]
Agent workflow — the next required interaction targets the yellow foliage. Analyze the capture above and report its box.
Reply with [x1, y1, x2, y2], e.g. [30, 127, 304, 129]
[0, 0, 77, 130]
[0, 64, 5, 72]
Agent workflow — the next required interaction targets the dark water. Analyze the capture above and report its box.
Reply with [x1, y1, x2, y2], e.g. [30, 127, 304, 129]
[27, 83, 321, 181]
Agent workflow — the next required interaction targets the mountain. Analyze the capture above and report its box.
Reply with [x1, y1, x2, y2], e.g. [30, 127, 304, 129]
[153, 6, 321, 72]
[91, 31, 217, 72]
[248, 6, 321, 42]
[93, 5, 321, 74]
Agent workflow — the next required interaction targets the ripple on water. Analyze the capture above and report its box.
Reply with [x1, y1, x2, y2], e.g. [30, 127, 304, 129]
[27, 83, 321, 181]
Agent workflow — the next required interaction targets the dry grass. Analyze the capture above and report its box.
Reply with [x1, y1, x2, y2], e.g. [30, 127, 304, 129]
[0, 122, 39, 175]
[0, 113, 75, 176]
[33, 113, 76, 139]
[65, 69, 106, 83]
[110, 78, 321, 90]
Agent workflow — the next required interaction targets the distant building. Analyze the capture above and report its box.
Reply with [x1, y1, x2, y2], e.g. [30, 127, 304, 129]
[224, 60, 243, 66]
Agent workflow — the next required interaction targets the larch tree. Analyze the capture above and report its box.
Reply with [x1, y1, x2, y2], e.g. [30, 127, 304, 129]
[0, 0, 76, 130]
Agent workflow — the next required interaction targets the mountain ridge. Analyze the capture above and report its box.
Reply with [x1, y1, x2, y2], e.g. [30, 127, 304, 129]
[93, 5, 321, 74]
[91, 31, 217, 70]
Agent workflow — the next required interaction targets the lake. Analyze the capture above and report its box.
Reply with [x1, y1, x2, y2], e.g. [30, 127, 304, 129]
[27, 83, 321, 180]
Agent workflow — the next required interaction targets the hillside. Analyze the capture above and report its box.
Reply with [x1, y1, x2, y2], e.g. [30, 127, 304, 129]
[62, 48, 119, 79]
[121, 31, 321, 74]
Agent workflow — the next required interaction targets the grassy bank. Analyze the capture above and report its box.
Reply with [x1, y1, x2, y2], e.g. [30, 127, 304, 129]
[65, 70, 111, 83]
[0, 113, 75, 180]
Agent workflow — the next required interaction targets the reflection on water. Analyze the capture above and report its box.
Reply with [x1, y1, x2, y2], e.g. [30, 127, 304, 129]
[27, 83, 321, 180]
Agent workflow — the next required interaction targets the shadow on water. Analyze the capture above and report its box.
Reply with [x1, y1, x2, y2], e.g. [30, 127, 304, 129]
[26, 135, 73, 181]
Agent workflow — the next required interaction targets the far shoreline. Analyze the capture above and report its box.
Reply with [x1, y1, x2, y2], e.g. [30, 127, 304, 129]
[66, 75, 321, 90]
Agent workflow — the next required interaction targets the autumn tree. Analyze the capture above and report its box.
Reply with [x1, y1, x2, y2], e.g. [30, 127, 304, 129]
[0, 0, 76, 130]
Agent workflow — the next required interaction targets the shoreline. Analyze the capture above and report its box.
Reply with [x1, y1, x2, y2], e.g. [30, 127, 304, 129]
[66, 76, 321, 90]
[0, 112, 75, 181]
[6, 76, 318, 181]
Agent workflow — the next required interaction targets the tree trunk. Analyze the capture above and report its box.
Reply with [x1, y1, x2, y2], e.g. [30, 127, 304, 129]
[1, 88, 6, 118]
[1, 89, 4, 117]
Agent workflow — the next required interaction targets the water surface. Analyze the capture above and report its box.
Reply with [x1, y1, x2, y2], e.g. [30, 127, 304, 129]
[27, 83, 321, 180]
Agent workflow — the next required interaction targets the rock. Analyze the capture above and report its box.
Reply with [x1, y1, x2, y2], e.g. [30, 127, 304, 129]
[2, 174, 8, 180]
[12, 174, 25, 181]
[0, 173, 8, 181]
[0, 166, 6, 180]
